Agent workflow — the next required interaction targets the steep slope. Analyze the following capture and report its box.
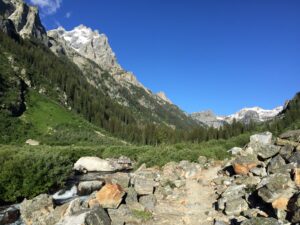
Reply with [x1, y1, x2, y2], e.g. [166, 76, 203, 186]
[48, 25, 196, 128]
[192, 106, 283, 128]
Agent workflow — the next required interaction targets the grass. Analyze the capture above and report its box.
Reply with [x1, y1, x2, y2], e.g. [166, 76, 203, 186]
[6, 90, 123, 146]
[132, 210, 153, 221]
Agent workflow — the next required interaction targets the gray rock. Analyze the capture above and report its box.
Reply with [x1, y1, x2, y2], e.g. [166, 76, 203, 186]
[250, 167, 267, 177]
[56, 205, 111, 225]
[289, 151, 300, 166]
[228, 147, 243, 155]
[134, 177, 155, 195]
[78, 181, 104, 195]
[218, 184, 246, 210]
[20, 194, 54, 225]
[105, 172, 130, 189]
[107, 204, 132, 225]
[139, 194, 157, 211]
[257, 173, 296, 203]
[249, 132, 273, 146]
[74, 157, 122, 172]
[241, 217, 281, 225]
[280, 129, 300, 141]
[225, 198, 248, 216]
[267, 155, 286, 174]
[256, 144, 281, 159]
[125, 187, 138, 205]
[279, 144, 294, 161]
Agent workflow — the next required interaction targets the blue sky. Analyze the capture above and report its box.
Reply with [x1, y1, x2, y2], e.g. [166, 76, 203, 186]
[27, 0, 300, 115]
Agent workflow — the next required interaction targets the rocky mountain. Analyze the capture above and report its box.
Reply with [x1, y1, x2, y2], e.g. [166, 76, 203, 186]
[191, 106, 283, 128]
[47, 24, 196, 128]
[0, 0, 48, 44]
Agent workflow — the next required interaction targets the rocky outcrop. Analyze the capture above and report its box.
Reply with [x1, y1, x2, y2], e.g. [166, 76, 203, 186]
[214, 130, 300, 224]
[0, 0, 48, 44]
[191, 110, 226, 128]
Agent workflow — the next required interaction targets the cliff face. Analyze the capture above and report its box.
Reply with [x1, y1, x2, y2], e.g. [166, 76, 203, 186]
[0, 0, 48, 44]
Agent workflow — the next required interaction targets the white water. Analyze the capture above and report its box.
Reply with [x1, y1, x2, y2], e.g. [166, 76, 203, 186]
[52, 185, 77, 201]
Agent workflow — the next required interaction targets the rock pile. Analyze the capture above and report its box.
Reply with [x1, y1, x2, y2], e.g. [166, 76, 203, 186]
[214, 130, 300, 224]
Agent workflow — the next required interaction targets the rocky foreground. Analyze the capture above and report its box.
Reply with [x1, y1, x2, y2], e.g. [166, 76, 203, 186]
[1, 130, 300, 225]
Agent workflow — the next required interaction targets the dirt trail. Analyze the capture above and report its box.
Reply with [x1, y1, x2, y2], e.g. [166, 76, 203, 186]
[146, 165, 223, 225]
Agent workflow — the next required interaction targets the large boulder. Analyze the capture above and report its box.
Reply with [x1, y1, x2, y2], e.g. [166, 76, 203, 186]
[218, 184, 246, 210]
[249, 132, 273, 146]
[279, 129, 300, 141]
[74, 157, 118, 172]
[257, 173, 296, 209]
[74, 156, 133, 173]
[133, 177, 156, 195]
[232, 154, 259, 175]
[255, 144, 281, 159]
[20, 194, 54, 225]
[94, 184, 125, 209]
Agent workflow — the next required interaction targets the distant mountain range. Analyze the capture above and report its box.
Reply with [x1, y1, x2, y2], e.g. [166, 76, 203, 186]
[191, 106, 283, 128]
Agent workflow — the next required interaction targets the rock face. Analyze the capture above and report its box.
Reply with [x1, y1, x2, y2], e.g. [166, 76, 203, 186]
[0, 0, 48, 44]
[191, 106, 283, 127]
[190, 110, 226, 128]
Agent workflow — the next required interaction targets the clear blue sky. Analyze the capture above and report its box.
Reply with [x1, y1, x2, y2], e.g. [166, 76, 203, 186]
[27, 0, 300, 115]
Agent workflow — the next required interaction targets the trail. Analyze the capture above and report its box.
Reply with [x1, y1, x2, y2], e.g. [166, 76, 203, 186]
[146, 165, 223, 225]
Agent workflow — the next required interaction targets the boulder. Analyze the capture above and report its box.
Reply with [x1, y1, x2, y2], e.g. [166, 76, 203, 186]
[276, 138, 299, 147]
[74, 157, 117, 172]
[249, 132, 273, 146]
[225, 198, 248, 216]
[104, 172, 130, 189]
[279, 144, 294, 160]
[255, 144, 281, 160]
[266, 155, 287, 174]
[125, 187, 138, 205]
[241, 217, 281, 225]
[258, 173, 296, 207]
[139, 194, 157, 211]
[20, 194, 54, 225]
[289, 151, 300, 166]
[232, 154, 259, 175]
[56, 205, 111, 225]
[250, 167, 267, 177]
[279, 129, 300, 141]
[107, 204, 132, 225]
[134, 177, 156, 195]
[95, 184, 125, 209]
[218, 184, 246, 210]
[78, 181, 104, 195]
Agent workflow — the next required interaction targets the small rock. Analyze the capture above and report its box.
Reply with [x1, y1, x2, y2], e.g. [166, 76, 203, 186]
[78, 181, 104, 195]
[25, 139, 39, 146]
[279, 144, 294, 160]
[228, 147, 243, 155]
[198, 155, 208, 165]
[250, 167, 267, 177]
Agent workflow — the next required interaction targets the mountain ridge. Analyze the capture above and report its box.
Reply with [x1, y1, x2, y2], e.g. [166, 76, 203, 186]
[191, 106, 283, 128]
